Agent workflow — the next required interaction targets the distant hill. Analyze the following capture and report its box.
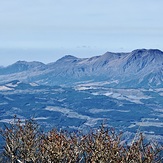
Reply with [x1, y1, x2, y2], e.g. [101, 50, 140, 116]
[0, 49, 162, 88]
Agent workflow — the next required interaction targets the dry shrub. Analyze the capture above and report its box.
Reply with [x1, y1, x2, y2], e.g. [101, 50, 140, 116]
[0, 117, 40, 163]
[0, 118, 162, 163]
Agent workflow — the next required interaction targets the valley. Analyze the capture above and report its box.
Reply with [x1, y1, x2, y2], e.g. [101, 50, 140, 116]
[0, 80, 163, 151]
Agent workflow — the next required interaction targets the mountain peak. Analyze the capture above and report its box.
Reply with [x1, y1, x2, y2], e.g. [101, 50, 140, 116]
[148, 49, 163, 55]
[131, 48, 163, 54]
[61, 55, 77, 60]
[129, 49, 163, 62]
[12, 60, 27, 66]
[14, 60, 44, 66]
[56, 55, 78, 63]
[103, 51, 127, 56]
[131, 49, 147, 54]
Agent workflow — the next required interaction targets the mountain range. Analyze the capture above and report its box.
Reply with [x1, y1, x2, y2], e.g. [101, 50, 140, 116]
[0, 49, 163, 150]
[0, 49, 163, 88]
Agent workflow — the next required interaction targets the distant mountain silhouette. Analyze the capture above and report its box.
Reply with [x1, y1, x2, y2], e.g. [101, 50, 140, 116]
[0, 49, 162, 88]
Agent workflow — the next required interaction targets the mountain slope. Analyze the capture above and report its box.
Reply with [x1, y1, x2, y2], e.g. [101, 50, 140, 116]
[0, 49, 162, 88]
[0, 61, 46, 75]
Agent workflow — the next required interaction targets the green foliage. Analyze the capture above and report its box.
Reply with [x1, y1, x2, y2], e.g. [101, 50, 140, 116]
[0, 118, 162, 163]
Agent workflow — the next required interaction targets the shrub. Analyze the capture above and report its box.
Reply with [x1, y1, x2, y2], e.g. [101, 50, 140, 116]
[0, 118, 162, 163]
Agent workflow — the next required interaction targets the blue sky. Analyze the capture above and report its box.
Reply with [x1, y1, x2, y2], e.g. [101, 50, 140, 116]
[0, 0, 163, 66]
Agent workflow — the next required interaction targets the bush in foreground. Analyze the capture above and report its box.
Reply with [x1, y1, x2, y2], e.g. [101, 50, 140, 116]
[0, 118, 162, 163]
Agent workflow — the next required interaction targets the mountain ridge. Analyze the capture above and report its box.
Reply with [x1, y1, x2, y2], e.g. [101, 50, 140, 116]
[0, 49, 162, 88]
